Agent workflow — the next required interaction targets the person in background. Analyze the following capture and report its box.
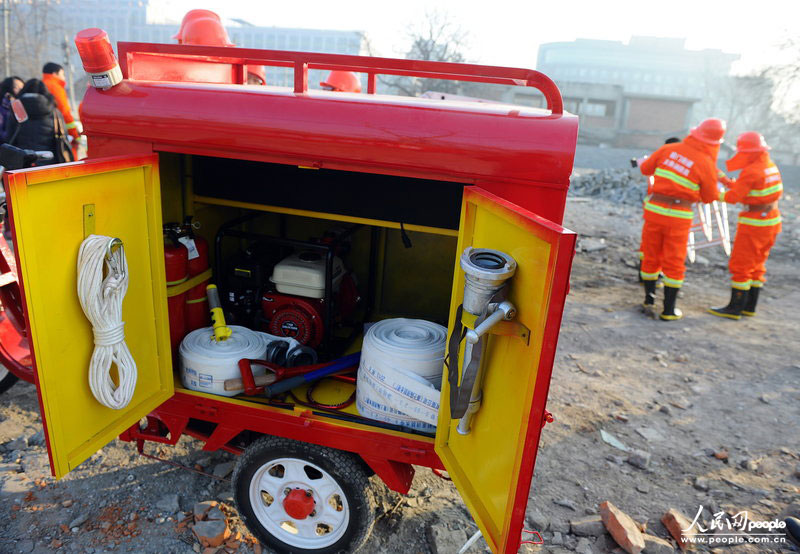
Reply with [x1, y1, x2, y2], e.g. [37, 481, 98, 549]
[635, 136, 681, 284]
[637, 118, 725, 320]
[5, 79, 73, 164]
[41, 63, 80, 142]
[175, 9, 265, 85]
[320, 71, 362, 93]
[247, 66, 266, 85]
[0, 76, 25, 143]
[708, 132, 782, 319]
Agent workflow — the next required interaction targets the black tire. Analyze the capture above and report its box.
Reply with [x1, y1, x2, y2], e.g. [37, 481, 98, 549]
[0, 366, 18, 395]
[232, 436, 375, 554]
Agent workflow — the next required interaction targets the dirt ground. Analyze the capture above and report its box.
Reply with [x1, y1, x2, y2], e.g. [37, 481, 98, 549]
[1, 184, 798, 554]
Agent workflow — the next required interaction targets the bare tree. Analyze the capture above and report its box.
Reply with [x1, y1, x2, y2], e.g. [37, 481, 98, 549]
[7, 0, 64, 79]
[764, 37, 800, 116]
[381, 11, 469, 97]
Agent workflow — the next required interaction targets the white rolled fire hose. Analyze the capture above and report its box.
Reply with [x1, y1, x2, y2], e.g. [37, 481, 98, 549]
[77, 235, 137, 410]
[356, 319, 447, 432]
[179, 326, 300, 397]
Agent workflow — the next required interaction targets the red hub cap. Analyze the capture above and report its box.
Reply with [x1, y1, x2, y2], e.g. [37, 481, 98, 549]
[283, 489, 315, 519]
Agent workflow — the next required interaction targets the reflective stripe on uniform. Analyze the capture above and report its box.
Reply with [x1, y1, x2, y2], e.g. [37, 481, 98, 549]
[644, 200, 694, 220]
[640, 270, 659, 280]
[654, 168, 699, 191]
[746, 183, 783, 197]
[718, 190, 726, 202]
[65, 121, 78, 129]
[662, 275, 683, 288]
[738, 214, 782, 227]
[749, 280, 764, 288]
[731, 280, 751, 290]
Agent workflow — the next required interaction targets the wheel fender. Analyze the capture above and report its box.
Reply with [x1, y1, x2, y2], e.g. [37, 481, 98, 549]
[360, 456, 414, 494]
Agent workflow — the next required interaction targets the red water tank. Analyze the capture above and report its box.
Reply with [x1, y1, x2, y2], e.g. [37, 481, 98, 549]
[164, 240, 188, 349]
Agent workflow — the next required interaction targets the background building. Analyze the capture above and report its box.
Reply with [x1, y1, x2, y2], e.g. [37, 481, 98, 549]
[531, 36, 739, 149]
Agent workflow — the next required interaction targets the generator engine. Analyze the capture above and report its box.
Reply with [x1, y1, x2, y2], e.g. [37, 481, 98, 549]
[262, 251, 359, 348]
[262, 292, 325, 347]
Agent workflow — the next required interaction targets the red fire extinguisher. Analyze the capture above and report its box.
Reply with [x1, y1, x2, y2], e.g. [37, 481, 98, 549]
[182, 218, 211, 332]
[164, 230, 188, 350]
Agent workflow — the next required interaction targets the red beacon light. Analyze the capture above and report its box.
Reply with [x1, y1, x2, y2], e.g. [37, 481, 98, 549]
[75, 28, 123, 90]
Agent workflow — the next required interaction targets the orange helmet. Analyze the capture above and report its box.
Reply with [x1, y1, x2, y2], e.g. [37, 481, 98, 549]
[735, 131, 770, 152]
[181, 16, 234, 47]
[173, 9, 222, 42]
[247, 65, 266, 85]
[320, 71, 361, 93]
[689, 118, 726, 145]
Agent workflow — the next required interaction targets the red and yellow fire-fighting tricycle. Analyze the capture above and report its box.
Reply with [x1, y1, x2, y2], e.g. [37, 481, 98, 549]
[0, 30, 578, 554]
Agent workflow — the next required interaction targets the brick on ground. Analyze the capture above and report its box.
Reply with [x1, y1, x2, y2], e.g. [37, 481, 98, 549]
[661, 509, 697, 551]
[599, 501, 646, 554]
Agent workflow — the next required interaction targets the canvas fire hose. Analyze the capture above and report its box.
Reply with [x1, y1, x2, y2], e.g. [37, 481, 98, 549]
[178, 284, 304, 397]
[355, 319, 447, 432]
[77, 235, 137, 410]
[446, 247, 517, 435]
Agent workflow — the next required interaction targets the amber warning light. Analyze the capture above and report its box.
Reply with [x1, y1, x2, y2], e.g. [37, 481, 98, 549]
[75, 28, 123, 90]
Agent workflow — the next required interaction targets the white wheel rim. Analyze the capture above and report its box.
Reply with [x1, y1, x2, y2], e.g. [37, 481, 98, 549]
[249, 456, 349, 549]
[0, 365, 8, 382]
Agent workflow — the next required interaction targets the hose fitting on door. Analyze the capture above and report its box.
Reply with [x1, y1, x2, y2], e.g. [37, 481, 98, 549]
[447, 247, 518, 434]
[459, 247, 516, 315]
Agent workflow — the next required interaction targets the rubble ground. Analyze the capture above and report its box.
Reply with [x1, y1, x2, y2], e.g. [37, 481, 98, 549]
[1, 171, 798, 554]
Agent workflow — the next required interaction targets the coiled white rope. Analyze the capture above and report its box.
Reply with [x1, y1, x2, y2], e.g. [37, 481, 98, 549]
[77, 235, 137, 410]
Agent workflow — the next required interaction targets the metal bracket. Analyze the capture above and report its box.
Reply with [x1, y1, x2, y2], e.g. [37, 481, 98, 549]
[490, 320, 531, 345]
[83, 203, 95, 237]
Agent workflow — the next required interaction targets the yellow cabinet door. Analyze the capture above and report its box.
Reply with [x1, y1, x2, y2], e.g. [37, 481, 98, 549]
[5, 155, 173, 478]
[436, 186, 576, 553]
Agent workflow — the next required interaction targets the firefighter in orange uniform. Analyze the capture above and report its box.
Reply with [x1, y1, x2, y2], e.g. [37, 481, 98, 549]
[320, 71, 362, 93]
[42, 63, 80, 142]
[636, 136, 680, 283]
[173, 9, 225, 43]
[708, 132, 782, 319]
[175, 10, 265, 86]
[638, 118, 725, 320]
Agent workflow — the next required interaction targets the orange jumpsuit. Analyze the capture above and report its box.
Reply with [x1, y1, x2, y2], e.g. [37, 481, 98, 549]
[719, 152, 782, 290]
[42, 73, 80, 140]
[638, 136, 719, 288]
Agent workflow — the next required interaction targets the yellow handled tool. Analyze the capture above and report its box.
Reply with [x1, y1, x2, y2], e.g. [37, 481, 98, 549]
[206, 284, 232, 342]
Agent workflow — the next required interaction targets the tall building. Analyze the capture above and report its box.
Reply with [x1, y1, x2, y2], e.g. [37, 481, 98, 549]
[41, 0, 364, 91]
[532, 37, 739, 148]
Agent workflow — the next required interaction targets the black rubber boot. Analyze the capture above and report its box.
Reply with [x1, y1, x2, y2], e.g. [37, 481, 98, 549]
[707, 288, 748, 320]
[787, 517, 800, 547]
[660, 286, 683, 321]
[642, 280, 657, 317]
[643, 280, 656, 306]
[741, 286, 761, 317]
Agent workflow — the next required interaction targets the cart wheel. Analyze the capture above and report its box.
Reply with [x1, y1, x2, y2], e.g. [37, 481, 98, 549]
[233, 436, 375, 553]
[0, 365, 18, 394]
